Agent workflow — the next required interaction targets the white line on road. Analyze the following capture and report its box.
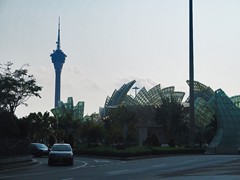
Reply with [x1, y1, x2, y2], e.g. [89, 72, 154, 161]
[0, 161, 88, 179]
[70, 161, 88, 170]
[94, 160, 110, 163]
[107, 169, 129, 175]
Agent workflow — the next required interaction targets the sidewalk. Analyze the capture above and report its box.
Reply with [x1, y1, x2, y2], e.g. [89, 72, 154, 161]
[0, 155, 38, 170]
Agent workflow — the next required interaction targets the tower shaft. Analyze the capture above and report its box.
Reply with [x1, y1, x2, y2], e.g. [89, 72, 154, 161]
[55, 69, 61, 107]
[50, 18, 67, 108]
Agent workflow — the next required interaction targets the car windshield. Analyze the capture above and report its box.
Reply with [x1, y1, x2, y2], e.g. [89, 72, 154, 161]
[35, 143, 47, 148]
[52, 145, 71, 151]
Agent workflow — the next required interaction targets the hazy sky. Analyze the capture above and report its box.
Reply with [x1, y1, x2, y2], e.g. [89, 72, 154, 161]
[1, 0, 240, 118]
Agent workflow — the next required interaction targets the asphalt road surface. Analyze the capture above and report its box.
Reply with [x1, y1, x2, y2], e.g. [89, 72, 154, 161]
[1, 155, 240, 179]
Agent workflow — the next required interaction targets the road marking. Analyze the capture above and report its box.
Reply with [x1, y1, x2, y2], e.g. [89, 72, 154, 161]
[70, 161, 88, 170]
[95, 160, 110, 163]
[62, 178, 74, 180]
[0, 161, 88, 179]
[152, 164, 167, 168]
[107, 169, 129, 175]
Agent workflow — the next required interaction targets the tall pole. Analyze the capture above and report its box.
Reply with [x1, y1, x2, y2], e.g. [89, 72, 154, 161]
[189, 0, 195, 147]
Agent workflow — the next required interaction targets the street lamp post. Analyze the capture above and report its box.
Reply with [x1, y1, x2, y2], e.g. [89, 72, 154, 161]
[189, 0, 195, 147]
[132, 86, 139, 97]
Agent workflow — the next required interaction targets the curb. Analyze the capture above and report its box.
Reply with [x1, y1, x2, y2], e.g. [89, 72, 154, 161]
[0, 159, 39, 171]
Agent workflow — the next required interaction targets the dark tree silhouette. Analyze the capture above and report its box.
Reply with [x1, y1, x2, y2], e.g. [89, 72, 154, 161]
[0, 111, 19, 138]
[103, 105, 137, 146]
[155, 96, 188, 146]
[0, 62, 42, 113]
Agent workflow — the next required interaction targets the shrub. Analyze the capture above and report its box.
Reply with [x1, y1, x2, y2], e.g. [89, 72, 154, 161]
[0, 111, 19, 138]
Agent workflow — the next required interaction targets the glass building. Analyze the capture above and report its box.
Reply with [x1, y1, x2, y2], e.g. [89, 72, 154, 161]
[101, 80, 240, 153]
[100, 80, 186, 145]
[51, 97, 84, 120]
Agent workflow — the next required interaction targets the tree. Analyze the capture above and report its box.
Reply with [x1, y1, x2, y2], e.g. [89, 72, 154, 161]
[80, 119, 105, 146]
[0, 111, 19, 138]
[103, 105, 137, 146]
[0, 62, 42, 113]
[20, 111, 57, 144]
[155, 96, 188, 146]
[204, 115, 217, 144]
[53, 111, 83, 147]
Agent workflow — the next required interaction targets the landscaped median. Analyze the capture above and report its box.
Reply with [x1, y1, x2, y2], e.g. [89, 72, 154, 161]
[0, 155, 37, 170]
[74, 146, 206, 158]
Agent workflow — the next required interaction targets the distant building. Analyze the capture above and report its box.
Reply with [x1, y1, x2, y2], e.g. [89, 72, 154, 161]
[100, 80, 240, 153]
[51, 97, 84, 120]
[99, 80, 185, 145]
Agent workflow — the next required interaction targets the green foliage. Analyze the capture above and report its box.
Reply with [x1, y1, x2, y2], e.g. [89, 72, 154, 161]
[75, 146, 205, 157]
[20, 111, 57, 144]
[66, 133, 74, 148]
[144, 134, 160, 146]
[0, 110, 30, 138]
[155, 95, 188, 146]
[103, 105, 137, 145]
[16, 118, 29, 138]
[204, 115, 217, 144]
[79, 118, 105, 145]
[0, 111, 19, 138]
[0, 62, 42, 113]
[56, 111, 80, 146]
[48, 134, 56, 147]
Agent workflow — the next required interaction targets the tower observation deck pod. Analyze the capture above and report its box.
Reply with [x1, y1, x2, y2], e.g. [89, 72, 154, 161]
[50, 17, 67, 108]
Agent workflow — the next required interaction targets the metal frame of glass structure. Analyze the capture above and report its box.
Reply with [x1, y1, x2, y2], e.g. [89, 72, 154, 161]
[102, 80, 240, 154]
[101, 80, 185, 117]
[51, 97, 84, 120]
[205, 89, 240, 154]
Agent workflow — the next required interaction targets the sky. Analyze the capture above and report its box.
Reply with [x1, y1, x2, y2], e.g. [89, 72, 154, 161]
[1, 0, 240, 118]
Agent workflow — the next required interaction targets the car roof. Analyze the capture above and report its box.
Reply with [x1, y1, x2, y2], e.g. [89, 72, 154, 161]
[53, 143, 70, 146]
[31, 143, 46, 145]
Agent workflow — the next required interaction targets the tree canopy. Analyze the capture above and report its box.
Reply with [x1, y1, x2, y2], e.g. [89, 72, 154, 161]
[0, 62, 42, 113]
[155, 95, 188, 146]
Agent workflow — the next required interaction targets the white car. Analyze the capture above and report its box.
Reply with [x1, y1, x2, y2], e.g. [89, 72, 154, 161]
[48, 143, 73, 166]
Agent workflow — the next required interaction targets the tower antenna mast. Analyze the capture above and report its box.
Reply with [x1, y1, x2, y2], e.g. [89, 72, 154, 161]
[57, 17, 61, 50]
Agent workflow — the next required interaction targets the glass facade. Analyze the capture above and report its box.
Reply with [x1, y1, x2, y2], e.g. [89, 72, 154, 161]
[102, 80, 240, 153]
[51, 97, 84, 120]
[206, 89, 240, 154]
[101, 80, 185, 117]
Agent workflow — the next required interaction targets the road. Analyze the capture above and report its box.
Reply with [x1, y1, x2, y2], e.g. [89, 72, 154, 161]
[1, 155, 240, 179]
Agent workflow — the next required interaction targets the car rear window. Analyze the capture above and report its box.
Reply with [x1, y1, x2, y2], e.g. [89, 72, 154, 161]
[36, 144, 47, 148]
[52, 145, 71, 151]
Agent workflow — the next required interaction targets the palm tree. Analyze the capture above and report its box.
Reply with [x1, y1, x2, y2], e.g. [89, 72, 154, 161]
[22, 111, 57, 144]
[104, 104, 137, 146]
[155, 96, 187, 146]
